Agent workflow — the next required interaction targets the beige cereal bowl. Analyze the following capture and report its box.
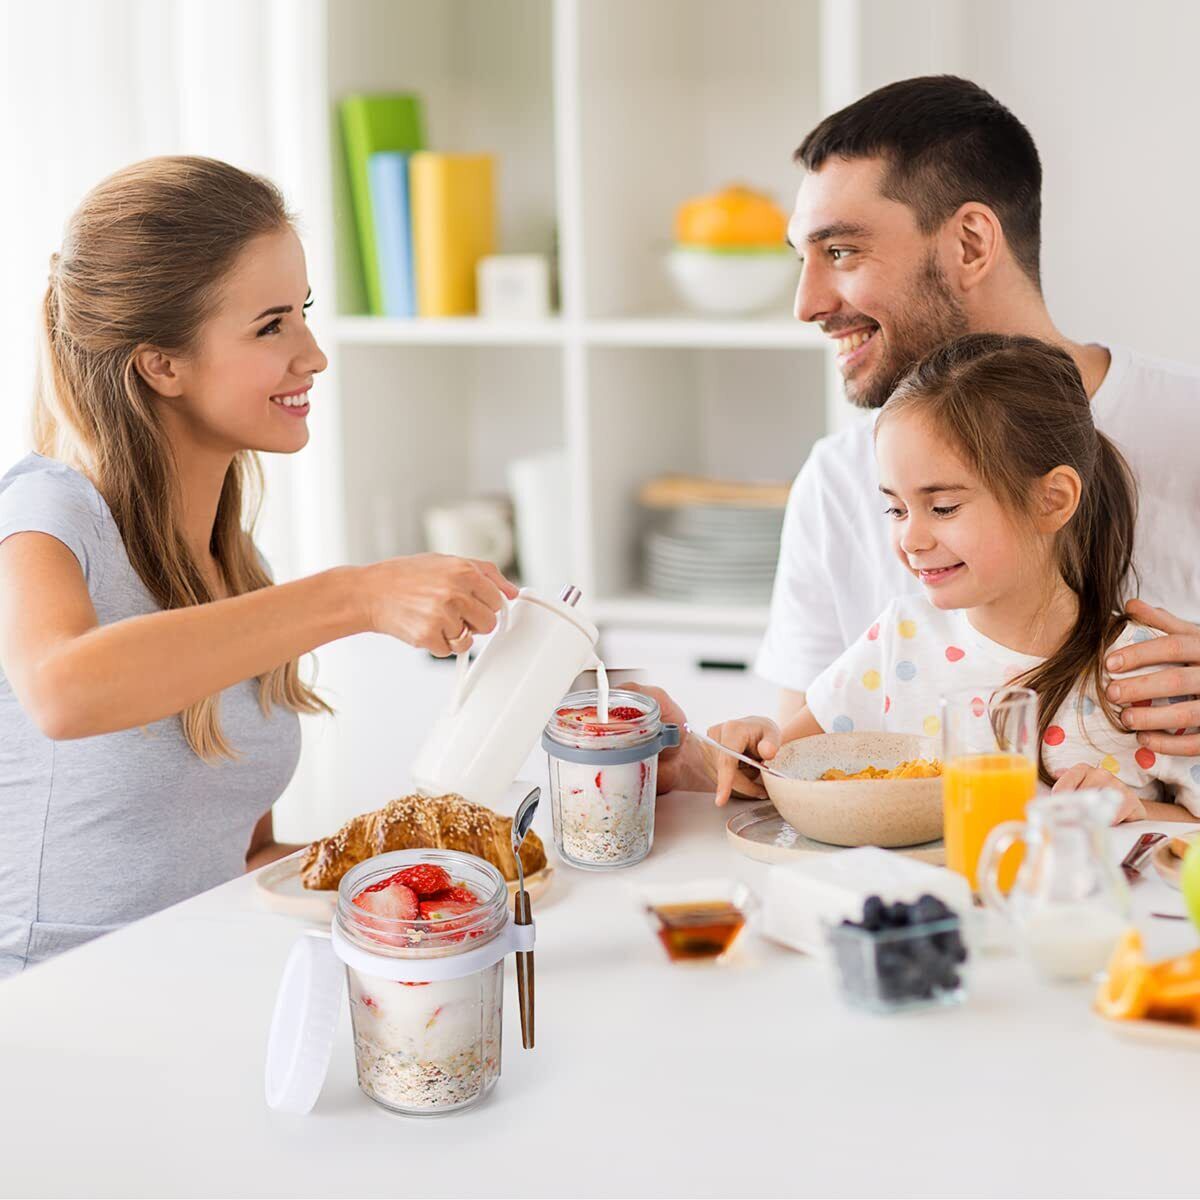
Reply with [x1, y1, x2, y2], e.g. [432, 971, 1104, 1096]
[762, 732, 943, 848]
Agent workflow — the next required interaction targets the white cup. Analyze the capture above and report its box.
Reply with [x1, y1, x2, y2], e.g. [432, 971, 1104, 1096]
[508, 451, 571, 594]
[423, 499, 514, 568]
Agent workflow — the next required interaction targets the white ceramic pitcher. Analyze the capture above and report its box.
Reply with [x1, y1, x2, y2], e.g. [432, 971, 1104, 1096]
[410, 588, 601, 807]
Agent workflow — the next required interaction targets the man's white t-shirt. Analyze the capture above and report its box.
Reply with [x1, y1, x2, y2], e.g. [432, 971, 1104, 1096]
[756, 344, 1200, 691]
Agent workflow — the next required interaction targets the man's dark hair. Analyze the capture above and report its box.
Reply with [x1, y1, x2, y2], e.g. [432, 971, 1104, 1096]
[796, 76, 1042, 287]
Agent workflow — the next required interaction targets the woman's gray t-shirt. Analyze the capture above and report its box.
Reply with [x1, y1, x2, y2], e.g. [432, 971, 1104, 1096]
[0, 454, 301, 977]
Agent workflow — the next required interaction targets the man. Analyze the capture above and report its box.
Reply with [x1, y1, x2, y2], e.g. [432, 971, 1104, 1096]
[656, 75, 1200, 799]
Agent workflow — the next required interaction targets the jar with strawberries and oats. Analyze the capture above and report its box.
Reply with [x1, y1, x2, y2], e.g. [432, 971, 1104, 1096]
[337, 850, 514, 1115]
[265, 848, 535, 1118]
[542, 688, 681, 870]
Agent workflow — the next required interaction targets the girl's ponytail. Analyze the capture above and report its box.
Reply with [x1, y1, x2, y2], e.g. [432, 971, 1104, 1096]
[1015, 431, 1137, 782]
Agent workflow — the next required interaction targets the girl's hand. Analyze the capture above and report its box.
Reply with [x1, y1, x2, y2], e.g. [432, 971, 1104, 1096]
[703, 716, 782, 807]
[1052, 762, 1146, 823]
[360, 554, 519, 656]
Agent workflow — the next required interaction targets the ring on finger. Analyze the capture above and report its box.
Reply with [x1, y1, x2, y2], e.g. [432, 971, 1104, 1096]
[447, 622, 473, 652]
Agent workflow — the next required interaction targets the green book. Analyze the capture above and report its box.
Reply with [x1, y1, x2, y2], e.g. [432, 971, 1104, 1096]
[339, 94, 425, 315]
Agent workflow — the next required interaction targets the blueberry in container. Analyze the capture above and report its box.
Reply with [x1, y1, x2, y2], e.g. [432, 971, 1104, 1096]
[826, 894, 969, 1014]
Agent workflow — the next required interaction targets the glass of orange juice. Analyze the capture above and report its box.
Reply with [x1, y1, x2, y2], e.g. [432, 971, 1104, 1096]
[940, 687, 1038, 892]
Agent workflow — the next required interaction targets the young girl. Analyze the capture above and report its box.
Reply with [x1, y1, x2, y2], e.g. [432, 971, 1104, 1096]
[0, 157, 516, 977]
[705, 333, 1199, 822]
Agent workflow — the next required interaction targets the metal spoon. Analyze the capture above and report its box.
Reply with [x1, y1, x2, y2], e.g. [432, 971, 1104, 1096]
[511, 786, 540, 1050]
[684, 723, 789, 781]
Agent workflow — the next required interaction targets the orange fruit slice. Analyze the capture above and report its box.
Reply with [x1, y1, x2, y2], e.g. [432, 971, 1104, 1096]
[1095, 963, 1154, 1020]
[1095, 928, 1154, 1020]
[1152, 957, 1200, 1008]
[1151, 948, 1200, 985]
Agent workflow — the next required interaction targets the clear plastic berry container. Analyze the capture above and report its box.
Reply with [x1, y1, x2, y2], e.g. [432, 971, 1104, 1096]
[542, 688, 680, 871]
[825, 896, 970, 1015]
[335, 849, 510, 1116]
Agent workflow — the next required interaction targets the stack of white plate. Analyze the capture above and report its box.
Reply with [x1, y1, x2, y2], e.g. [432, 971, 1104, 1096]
[642, 505, 783, 604]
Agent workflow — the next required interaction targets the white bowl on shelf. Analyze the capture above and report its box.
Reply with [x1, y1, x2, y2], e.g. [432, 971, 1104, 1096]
[666, 246, 798, 316]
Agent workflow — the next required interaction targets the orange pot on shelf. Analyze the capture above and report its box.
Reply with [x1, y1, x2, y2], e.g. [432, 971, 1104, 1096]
[675, 185, 787, 248]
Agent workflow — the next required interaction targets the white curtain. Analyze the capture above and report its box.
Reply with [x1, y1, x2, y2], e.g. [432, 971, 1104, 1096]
[0, 0, 345, 835]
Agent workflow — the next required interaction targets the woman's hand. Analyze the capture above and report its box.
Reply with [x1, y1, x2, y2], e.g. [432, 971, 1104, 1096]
[360, 554, 519, 655]
[703, 716, 782, 807]
[1106, 599, 1200, 756]
[1052, 762, 1146, 823]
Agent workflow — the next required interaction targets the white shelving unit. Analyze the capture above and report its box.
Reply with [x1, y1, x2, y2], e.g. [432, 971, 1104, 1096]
[300, 0, 852, 630]
[267, 0, 979, 835]
[274, 0, 943, 833]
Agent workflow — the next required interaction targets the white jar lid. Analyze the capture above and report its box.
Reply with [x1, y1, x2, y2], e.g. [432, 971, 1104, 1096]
[264, 933, 344, 1114]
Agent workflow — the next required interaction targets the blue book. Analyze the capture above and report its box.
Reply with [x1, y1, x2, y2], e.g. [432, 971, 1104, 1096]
[367, 151, 415, 317]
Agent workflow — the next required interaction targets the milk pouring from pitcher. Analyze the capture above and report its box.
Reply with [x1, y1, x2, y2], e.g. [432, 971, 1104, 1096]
[410, 586, 605, 807]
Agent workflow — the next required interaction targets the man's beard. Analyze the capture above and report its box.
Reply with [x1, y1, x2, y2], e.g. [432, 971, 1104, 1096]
[845, 254, 969, 411]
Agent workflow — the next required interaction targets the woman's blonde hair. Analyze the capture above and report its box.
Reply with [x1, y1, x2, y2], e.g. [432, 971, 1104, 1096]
[34, 155, 331, 760]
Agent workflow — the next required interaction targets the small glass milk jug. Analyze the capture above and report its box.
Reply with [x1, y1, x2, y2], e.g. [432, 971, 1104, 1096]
[977, 789, 1131, 981]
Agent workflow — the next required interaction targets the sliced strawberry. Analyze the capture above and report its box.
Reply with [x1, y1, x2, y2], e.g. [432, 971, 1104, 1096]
[419, 897, 478, 941]
[607, 706, 643, 722]
[419, 898, 475, 921]
[555, 703, 644, 733]
[352, 881, 419, 946]
[392, 863, 453, 897]
[353, 881, 419, 920]
[426, 885, 479, 905]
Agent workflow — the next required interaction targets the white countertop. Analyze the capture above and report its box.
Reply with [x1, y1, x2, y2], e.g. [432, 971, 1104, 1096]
[0, 794, 1195, 1200]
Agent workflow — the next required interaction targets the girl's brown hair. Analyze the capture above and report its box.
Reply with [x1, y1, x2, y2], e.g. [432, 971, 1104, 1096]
[34, 155, 330, 760]
[878, 332, 1137, 784]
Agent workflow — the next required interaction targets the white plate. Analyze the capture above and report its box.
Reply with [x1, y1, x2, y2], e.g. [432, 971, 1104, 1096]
[669, 508, 784, 528]
[646, 557, 777, 573]
[647, 588, 774, 604]
[725, 803, 946, 866]
[1095, 1013, 1200, 1049]
[646, 556, 777, 573]
[646, 555, 775, 573]
[645, 571, 774, 588]
[1152, 841, 1183, 890]
[652, 527, 782, 544]
[645, 570, 775, 587]
[647, 541, 780, 563]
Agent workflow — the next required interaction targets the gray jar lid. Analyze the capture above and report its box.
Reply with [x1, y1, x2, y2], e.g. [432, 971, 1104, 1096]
[541, 723, 680, 765]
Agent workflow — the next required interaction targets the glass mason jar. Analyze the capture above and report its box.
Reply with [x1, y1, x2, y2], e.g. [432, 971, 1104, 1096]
[335, 849, 510, 1116]
[542, 688, 680, 871]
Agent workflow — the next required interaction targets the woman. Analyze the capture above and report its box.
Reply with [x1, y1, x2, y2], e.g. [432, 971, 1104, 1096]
[0, 156, 515, 977]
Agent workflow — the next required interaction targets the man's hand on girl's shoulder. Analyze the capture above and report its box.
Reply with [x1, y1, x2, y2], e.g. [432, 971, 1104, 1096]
[1103, 599, 1200, 756]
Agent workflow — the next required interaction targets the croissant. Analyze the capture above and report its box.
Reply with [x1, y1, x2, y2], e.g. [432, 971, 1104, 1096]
[300, 793, 547, 891]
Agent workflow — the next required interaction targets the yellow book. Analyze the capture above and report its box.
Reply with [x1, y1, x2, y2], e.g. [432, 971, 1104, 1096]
[409, 153, 496, 317]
